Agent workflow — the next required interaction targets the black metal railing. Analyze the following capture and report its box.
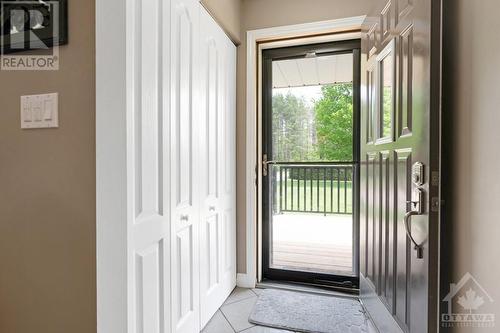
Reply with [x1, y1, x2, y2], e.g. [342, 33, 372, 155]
[271, 162, 355, 215]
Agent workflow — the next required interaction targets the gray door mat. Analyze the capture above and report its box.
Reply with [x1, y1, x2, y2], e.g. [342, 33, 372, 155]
[248, 288, 371, 333]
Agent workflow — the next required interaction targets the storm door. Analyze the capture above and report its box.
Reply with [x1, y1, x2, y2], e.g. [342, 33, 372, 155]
[261, 40, 361, 289]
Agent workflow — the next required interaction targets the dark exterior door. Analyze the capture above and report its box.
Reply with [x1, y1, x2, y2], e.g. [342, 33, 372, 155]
[359, 1, 442, 332]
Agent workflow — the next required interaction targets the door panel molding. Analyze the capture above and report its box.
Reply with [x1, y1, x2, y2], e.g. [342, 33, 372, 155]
[135, 241, 164, 333]
[398, 24, 413, 138]
[394, 148, 411, 330]
[174, 3, 194, 209]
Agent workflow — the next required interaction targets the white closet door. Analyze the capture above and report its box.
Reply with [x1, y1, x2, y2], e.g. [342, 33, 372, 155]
[170, 0, 201, 332]
[199, 7, 237, 328]
[127, 0, 170, 332]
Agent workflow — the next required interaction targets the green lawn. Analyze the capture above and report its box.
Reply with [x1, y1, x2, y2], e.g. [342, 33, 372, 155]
[273, 179, 353, 214]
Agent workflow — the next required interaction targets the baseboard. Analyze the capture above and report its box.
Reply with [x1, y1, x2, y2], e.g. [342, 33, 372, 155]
[237, 273, 256, 288]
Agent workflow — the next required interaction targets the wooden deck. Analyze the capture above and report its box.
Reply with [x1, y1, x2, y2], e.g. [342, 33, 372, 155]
[270, 213, 353, 275]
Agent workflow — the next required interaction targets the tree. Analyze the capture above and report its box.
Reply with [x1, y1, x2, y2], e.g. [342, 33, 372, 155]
[272, 93, 316, 161]
[313, 84, 353, 161]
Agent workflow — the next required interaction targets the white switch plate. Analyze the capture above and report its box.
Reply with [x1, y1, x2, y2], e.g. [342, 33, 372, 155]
[21, 93, 59, 129]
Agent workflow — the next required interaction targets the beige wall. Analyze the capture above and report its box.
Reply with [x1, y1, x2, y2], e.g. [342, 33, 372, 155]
[0, 2, 96, 333]
[443, 0, 500, 331]
[201, 0, 242, 44]
[236, 0, 372, 272]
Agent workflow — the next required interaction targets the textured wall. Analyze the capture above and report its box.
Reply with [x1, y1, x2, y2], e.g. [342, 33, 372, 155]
[0, 1, 96, 332]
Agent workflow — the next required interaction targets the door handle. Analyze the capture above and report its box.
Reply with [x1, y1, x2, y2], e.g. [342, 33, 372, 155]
[180, 214, 189, 221]
[209, 206, 216, 212]
[262, 154, 276, 177]
[404, 210, 424, 259]
[404, 188, 425, 259]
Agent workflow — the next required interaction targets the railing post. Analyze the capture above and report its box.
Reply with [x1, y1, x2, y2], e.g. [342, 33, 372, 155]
[303, 167, 306, 212]
[278, 166, 282, 214]
[344, 167, 348, 214]
[272, 166, 277, 214]
[323, 167, 327, 216]
[284, 167, 288, 211]
[330, 168, 334, 214]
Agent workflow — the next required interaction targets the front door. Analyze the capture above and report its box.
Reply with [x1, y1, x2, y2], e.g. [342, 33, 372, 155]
[261, 40, 361, 290]
[359, 1, 442, 332]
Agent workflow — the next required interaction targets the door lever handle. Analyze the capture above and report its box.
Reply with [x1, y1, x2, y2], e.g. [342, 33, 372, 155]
[404, 188, 425, 259]
[262, 154, 276, 177]
[404, 210, 424, 259]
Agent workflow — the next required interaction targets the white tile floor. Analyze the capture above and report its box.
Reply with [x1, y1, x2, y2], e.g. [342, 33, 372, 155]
[202, 287, 379, 333]
[202, 288, 296, 333]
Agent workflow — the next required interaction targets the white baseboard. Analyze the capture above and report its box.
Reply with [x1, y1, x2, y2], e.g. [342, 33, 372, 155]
[236, 273, 256, 288]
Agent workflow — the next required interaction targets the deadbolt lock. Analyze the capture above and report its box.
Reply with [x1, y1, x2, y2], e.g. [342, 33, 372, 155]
[412, 162, 425, 186]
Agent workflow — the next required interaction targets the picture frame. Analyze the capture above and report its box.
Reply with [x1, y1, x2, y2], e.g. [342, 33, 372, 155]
[0, 0, 68, 54]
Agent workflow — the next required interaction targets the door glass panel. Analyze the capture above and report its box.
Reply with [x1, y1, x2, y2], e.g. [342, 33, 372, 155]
[268, 52, 355, 276]
[379, 47, 394, 140]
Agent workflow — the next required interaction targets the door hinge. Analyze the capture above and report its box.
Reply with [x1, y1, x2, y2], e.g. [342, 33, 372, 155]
[255, 164, 258, 186]
[431, 171, 440, 186]
[431, 196, 441, 212]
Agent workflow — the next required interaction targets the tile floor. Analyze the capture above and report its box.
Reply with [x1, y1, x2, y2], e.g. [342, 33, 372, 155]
[202, 288, 296, 333]
[202, 287, 379, 333]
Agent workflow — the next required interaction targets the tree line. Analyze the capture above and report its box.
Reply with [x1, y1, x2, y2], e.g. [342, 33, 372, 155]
[272, 83, 354, 163]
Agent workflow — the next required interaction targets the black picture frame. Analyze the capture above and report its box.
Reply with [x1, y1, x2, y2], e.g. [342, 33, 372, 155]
[0, 0, 68, 54]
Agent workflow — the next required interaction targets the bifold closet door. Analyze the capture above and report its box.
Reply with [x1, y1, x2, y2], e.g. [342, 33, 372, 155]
[126, 0, 171, 332]
[198, 8, 237, 328]
[170, 0, 201, 332]
[105, 0, 235, 332]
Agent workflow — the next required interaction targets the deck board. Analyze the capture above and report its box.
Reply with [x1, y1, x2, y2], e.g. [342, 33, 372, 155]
[270, 213, 354, 275]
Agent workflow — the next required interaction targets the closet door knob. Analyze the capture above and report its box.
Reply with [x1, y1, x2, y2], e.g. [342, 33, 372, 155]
[209, 206, 216, 211]
[180, 215, 189, 221]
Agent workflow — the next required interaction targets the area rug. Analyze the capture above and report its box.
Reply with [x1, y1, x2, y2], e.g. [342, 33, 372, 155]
[248, 289, 371, 333]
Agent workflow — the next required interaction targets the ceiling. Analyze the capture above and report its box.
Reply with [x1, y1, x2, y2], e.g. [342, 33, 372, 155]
[272, 53, 353, 88]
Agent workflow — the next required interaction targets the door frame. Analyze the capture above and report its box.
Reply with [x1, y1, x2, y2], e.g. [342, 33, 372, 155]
[243, 16, 366, 288]
[260, 40, 361, 290]
[96, 0, 130, 330]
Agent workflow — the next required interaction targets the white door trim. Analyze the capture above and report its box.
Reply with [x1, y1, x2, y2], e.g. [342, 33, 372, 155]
[244, 16, 366, 287]
[96, 0, 128, 331]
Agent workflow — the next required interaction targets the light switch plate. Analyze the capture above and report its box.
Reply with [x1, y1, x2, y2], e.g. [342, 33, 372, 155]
[21, 93, 59, 129]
